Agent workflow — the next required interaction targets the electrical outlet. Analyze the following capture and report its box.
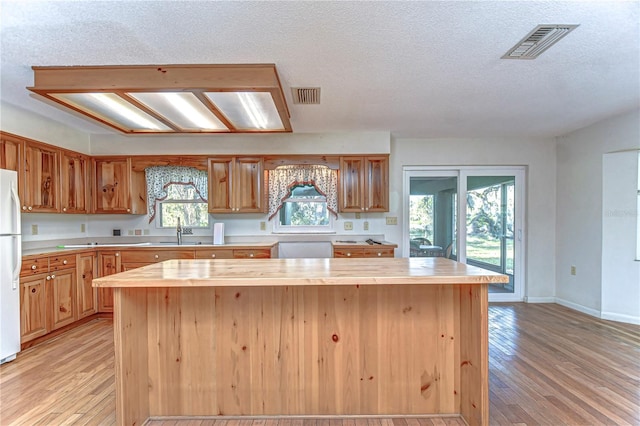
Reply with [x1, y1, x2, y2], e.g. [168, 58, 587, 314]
[571, 266, 576, 275]
[386, 216, 398, 225]
[80, 223, 86, 233]
[260, 221, 266, 231]
[31, 224, 38, 235]
[144, 229, 150, 235]
[355, 212, 361, 219]
[182, 227, 193, 235]
[128, 230, 134, 236]
[134, 229, 142, 236]
[363, 221, 369, 231]
[344, 221, 353, 230]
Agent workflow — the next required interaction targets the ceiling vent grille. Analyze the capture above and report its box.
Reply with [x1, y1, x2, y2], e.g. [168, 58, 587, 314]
[291, 87, 321, 104]
[502, 24, 579, 59]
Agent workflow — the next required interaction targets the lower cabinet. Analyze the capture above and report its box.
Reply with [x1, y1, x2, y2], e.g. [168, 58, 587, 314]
[48, 268, 76, 331]
[97, 251, 121, 313]
[19, 267, 77, 343]
[20, 274, 48, 343]
[76, 254, 97, 319]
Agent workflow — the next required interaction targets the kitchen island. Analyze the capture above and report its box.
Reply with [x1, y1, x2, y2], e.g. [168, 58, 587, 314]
[92, 257, 507, 426]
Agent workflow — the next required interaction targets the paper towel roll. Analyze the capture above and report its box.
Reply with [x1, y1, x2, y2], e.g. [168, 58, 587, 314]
[213, 223, 225, 245]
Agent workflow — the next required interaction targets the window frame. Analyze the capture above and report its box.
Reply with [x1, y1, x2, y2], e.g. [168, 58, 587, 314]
[153, 183, 210, 229]
[272, 185, 335, 234]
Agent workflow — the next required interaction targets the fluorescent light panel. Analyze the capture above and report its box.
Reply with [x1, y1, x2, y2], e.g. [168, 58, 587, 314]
[205, 92, 284, 130]
[129, 92, 228, 131]
[51, 93, 172, 131]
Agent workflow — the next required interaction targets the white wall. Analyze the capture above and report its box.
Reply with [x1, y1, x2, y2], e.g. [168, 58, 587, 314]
[90, 132, 390, 156]
[0, 101, 90, 154]
[388, 137, 557, 300]
[601, 150, 639, 324]
[556, 109, 640, 319]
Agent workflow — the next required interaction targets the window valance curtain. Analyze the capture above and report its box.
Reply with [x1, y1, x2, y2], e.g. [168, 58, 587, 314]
[145, 166, 208, 223]
[268, 165, 338, 220]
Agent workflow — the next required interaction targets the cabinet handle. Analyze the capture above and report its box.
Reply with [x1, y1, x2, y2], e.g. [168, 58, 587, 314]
[31, 288, 36, 293]
[347, 253, 351, 257]
[31, 265, 37, 270]
[249, 253, 254, 258]
[154, 254, 159, 259]
[115, 253, 120, 257]
[28, 206, 33, 211]
[51, 274, 55, 279]
[62, 207, 67, 212]
[46, 275, 51, 280]
[211, 254, 216, 258]
[22, 206, 27, 211]
[126, 208, 131, 212]
[361, 208, 365, 211]
[63, 260, 68, 265]
[377, 252, 382, 256]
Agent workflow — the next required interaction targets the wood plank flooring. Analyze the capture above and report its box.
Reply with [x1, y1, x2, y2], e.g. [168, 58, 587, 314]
[0, 303, 638, 425]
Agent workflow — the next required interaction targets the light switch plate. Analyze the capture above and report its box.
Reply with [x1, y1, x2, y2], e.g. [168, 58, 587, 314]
[363, 221, 369, 230]
[31, 224, 38, 235]
[386, 216, 398, 225]
[260, 221, 266, 231]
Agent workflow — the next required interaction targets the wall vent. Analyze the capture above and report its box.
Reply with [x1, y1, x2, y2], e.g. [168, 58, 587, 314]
[291, 87, 321, 104]
[502, 24, 579, 59]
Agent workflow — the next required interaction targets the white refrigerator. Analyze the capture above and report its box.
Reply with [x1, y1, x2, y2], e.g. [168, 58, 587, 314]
[0, 169, 22, 364]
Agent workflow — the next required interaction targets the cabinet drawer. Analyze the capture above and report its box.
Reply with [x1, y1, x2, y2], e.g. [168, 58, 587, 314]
[49, 254, 77, 271]
[333, 248, 365, 258]
[195, 249, 234, 259]
[363, 247, 395, 258]
[21, 257, 48, 276]
[120, 250, 194, 263]
[233, 249, 271, 259]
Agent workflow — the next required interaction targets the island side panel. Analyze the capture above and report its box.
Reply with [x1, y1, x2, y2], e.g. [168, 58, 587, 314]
[458, 284, 489, 426]
[113, 287, 150, 426]
[143, 284, 464, 416]
[147, 287, 218, 416]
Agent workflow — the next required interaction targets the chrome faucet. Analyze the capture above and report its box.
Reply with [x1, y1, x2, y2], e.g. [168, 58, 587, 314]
[176, 217, 182, 245]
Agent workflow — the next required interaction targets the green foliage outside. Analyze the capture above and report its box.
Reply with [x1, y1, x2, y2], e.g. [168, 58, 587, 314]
[159, 184, 209, 228]
[409, 195, 434, 241]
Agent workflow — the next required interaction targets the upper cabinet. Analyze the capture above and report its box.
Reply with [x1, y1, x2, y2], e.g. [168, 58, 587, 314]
[208, 157, 265, 213]
[339, 155, 389, 213]
[22, 141, 60, 213]
[93, 157, 146, 214]
[0, 133, 23, 174]
[60, 150, 90, 214]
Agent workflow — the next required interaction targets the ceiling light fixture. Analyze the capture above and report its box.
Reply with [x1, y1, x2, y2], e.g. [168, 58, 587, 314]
[28, 64, 292, 134]
[502, 24, 579, 60]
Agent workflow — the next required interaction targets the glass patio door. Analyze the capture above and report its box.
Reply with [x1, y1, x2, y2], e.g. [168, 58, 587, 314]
[404, 167, 525, 302]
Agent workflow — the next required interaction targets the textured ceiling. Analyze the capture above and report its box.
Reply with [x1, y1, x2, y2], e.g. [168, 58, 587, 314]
[1, 1, 638, 139]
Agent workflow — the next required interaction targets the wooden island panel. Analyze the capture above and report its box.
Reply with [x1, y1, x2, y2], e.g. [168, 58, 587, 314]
[95, 258, 505, 425]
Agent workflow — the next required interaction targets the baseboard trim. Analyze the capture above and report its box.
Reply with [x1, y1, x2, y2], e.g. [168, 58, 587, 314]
[524, 297, 555, 303]
[555, 298, 601, 318]
[601, 311, 640, 325]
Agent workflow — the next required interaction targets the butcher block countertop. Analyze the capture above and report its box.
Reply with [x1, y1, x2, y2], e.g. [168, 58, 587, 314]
[92, 257, 508, 288]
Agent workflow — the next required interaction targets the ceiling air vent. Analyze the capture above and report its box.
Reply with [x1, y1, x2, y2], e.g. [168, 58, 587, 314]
[502, 24, 579, 59]
[291, 87, 321, 104]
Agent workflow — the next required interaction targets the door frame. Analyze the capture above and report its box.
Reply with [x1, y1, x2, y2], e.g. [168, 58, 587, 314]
[403, 166, 526, 302]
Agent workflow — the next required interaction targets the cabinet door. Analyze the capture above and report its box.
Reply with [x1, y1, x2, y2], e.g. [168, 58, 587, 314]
[94, 159, 131, 213]
[234, 157, 265, 212]
[365, 156, 389, 211]
[97, 252, 121, 312]
[0, 133, 23, 174]
[208, 157, 233, 212]
[60, 151, 90, 214]
[20, 275, 48, 343]
[76, 254, 96, 319]
[339, 157, 365, 212]
[48, 270, 76, 330]
[23, 142, 59, 212]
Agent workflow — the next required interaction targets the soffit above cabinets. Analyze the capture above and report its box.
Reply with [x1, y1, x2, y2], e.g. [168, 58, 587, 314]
[27, 64, 292, 135]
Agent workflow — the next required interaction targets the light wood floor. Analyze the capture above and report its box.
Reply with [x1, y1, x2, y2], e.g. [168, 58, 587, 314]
[0, 303, 638, 425]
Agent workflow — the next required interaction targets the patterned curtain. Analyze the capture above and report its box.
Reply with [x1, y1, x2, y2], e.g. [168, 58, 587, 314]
[145, 166, 208, 223]
[268, 165, 338, 220]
